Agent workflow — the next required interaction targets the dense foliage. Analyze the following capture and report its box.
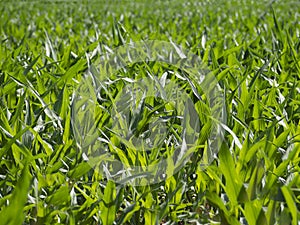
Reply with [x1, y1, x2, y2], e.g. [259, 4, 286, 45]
[0, 0, 299, 224]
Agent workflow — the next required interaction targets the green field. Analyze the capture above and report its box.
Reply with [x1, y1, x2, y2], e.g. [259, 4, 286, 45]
[0, 1, 300, 224]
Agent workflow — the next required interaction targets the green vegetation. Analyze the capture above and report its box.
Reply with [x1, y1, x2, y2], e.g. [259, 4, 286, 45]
[0, 0, 299, 224]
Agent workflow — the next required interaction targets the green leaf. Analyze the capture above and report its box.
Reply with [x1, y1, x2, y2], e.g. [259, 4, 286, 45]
[0, 163, 31, 225]
[281, 186, 298, 225]
[244, 199, 263, 225]
[219, 144, 242, 206]
[116, 203, 140, 224]
[47, 185, 70, 205]
[100, 181, 116, 225]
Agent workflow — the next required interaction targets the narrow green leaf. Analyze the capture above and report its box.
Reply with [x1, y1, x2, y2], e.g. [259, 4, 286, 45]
[100, 180, 116, 225]
[0, 163, 31, 225]
[281, 186, 298, 225]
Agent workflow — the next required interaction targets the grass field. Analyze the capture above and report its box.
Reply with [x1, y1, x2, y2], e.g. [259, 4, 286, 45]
[0, 0, 300, 224]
